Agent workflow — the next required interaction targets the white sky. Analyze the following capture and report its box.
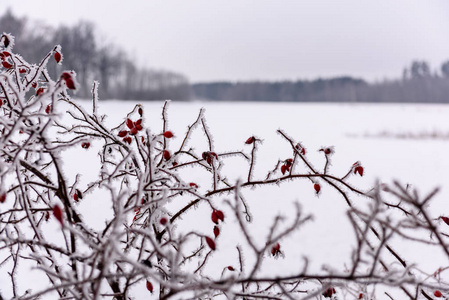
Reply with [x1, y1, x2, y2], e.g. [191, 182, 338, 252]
[2, 0, 449, 83]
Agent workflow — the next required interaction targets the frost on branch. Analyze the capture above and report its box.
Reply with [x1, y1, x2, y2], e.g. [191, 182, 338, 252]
[0, 34, 448, 300]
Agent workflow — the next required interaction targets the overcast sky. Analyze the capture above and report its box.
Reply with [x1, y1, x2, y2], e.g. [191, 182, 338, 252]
[2, 1, 449, 83]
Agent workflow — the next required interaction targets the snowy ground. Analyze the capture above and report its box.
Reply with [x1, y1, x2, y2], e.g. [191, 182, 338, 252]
[2, 100, 449, 299]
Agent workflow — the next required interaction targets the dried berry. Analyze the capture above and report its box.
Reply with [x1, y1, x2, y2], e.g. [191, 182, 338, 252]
[146, 280, 153, 293]
[2, 61, 12, 69]
[205, 236, 216, 250]
[245, 136, 255, 144]
[227, 266, 235, 271]
[215, 210, 225, 222]
[3, 35, 10, 48]
[52, 205, 63, 225]
[213, 225, 220, 238]
[441, 216, 449, 226]
[126, 118, 134, 129]
[36, 87, 45, 97]
[354, 166, 364, 176]
[61, 72, 76, 90]
[211, 211, 219, 224]
[281, 164, 287, 175]
[118, 130, 128, 137]
[322, 287, 336, 298]
[163, 131, 174, 138]
[163, 150, 171, 160]
[138, 107, 143, 116]
[314, 183, 321, 194]
[54, 51, 62, 63]
[271, 243, 281, 256]
[0, 193, 6, 203]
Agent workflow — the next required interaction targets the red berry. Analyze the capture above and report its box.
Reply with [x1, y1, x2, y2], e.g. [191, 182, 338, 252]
[19, 68, 27, 73]
[215, 210, 224, 222]
[205, 236, 216, 250]
[441, 217, 449, 226]
[54, 51, 62, 63]
[61, 72, 76, 90]
[2, 61, 12, 69]
[213, 225, 220, 238]
[135, 124, 143, 131]
[118, 130, 128, 137]
[123, 137, 132, 144]
[32, 82, 37, 88]
[271, 243, 281, 256]
[3, 36, 10, 48]
[126, 118, 134, 129]
[354, 166, 364, 176]
[281, 165, 287, 175]
[52, 205, 63, 225]
[163, 150, 171, 160]
[227, 266, 235, 271]
[73, 193, 78, 202]
[314, 183, 321, 193]
[36, 87, 45, 96]
[245, 136, 255, 144]
[0, 193, 6, 203]
[434, 290, 442, 297]
[358, 293, 363, 299]
[45, 104, 52, 114]
[129, 127, 138, 135]
[138, 107, 143, 116]
[189, 182, 198, 188]
[135, 119, 142, 126]
[2, 51, 10, 57]
[163, 131, 174, 138]
[146, 280, 153, 293]
[211, 211, 219, 224]
[81, 142, 90, 149]
[160, 217, 168, 225]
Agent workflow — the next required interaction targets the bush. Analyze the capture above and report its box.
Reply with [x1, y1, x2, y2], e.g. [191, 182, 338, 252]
[0, 33, 448, 300]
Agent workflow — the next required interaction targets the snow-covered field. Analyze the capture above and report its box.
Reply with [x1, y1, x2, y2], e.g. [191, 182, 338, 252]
[3, 100, 449, 299]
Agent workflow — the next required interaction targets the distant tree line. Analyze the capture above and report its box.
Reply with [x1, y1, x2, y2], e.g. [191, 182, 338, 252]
[3, 9, 449, 103]
[0, 9, 191, 100]
[193, 62, 449, 103]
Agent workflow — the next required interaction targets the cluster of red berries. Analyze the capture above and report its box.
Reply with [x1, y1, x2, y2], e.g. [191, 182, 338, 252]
[118, 118, 144, 144]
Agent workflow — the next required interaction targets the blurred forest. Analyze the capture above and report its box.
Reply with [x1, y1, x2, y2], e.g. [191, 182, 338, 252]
[0, 10, 192, 100]
[194, 63, 449, 102]
[2, 9, 449, 103]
